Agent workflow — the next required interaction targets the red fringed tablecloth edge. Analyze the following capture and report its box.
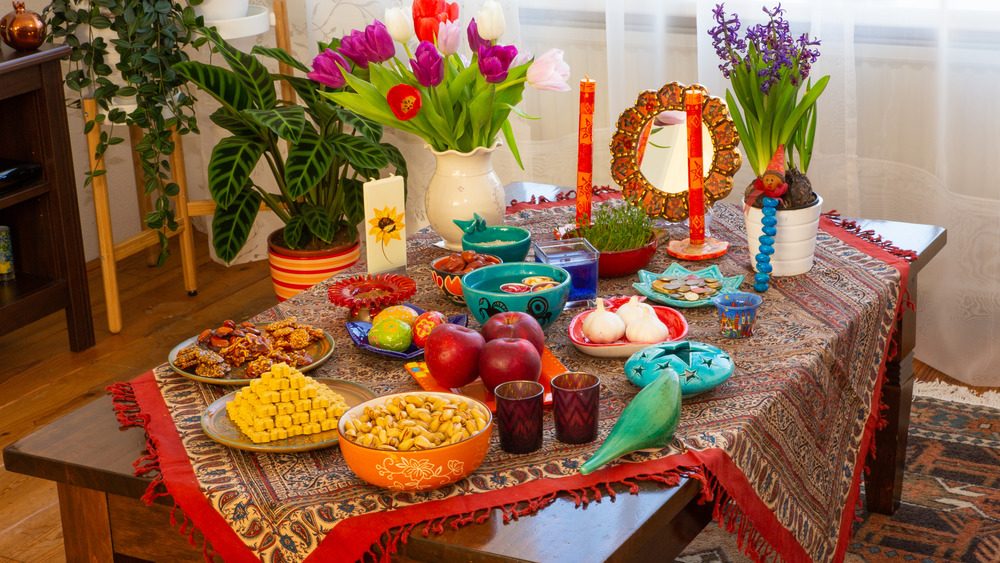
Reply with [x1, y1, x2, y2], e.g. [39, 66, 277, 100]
[108, 372, 258, 563]
[819, 213, 914, 562]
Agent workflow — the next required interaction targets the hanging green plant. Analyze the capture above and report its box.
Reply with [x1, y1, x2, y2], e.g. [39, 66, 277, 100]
[45, 0, 206, 265]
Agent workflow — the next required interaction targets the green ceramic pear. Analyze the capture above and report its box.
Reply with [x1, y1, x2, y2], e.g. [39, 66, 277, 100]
[579, 366, 681, 475]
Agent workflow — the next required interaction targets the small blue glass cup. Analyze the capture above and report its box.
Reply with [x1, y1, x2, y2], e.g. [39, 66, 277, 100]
[711, 292, 763, 338]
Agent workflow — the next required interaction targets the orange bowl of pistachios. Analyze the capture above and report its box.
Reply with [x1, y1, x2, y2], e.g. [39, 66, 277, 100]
[337, 391, 493, 491]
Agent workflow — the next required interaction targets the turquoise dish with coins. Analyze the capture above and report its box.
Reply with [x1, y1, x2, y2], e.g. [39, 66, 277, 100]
[632, 264, 744, 308]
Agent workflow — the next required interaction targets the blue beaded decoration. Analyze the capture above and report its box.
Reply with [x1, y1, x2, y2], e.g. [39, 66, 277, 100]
[754, 197, 779, 292]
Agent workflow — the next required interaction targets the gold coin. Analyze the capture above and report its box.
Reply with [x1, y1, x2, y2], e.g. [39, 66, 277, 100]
[684, 292, 700, 301]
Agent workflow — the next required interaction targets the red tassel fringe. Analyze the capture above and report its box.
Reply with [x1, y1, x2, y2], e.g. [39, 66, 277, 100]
[821, 212, 919, 263]
[106, 382, 218, 563]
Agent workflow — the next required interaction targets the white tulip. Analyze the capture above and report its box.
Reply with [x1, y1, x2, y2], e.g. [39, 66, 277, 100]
[384, 7, 413, 44]
[475, 0, 505, 41]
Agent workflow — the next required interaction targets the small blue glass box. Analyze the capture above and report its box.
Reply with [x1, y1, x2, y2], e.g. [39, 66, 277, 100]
[533, 237, 598, 308]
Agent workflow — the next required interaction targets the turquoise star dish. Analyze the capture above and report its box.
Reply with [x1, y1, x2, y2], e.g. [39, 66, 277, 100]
[632, 263, 744, 308]
[625, 341, 734, 398]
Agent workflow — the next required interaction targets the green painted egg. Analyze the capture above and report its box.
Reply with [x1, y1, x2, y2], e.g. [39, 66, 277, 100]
[368, 318, 413, 352]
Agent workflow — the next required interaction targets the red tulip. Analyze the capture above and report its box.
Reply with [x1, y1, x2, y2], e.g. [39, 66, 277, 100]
[387, 84, 422, 120]
[412, 0, 459, 43]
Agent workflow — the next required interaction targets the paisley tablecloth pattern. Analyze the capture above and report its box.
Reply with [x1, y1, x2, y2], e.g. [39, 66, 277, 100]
[148, 202, 900, 562]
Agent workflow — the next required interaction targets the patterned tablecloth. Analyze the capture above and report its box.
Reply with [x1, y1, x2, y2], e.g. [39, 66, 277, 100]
[117, 202, 906, 563]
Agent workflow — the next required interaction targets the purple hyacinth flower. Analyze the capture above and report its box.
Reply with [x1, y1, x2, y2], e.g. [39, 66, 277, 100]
[477, 44, 517, 83]
[467, 18, 491, 56]
[308, 49, 351, 88]
[410, 41, 444, 87]
[339, 20, 395, 69]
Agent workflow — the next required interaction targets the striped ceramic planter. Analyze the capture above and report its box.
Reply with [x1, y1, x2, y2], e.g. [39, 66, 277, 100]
[267, 231, 360, 302]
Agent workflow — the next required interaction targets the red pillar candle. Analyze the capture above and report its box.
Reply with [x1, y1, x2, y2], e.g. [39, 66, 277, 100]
[576, 77, 595, 227]
[685, 89, 705, 245]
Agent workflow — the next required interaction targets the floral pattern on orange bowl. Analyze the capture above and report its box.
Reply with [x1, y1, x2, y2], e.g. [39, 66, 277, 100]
[337, 392, 493, 492]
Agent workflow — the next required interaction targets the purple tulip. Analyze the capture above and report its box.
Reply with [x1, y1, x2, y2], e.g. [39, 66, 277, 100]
[477, 44, 518, 83]
[410, 41, 444, 87]
[339, 20, 395, 69]
[308, 49, 351, 88]
[467, 18, 491, 56]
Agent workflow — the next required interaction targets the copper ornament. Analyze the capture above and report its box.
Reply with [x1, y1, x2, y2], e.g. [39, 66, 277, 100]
[0, 2, 47, 52]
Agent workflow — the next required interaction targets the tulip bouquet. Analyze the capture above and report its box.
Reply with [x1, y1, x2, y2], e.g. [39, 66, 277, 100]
[312, 0, 570, 166]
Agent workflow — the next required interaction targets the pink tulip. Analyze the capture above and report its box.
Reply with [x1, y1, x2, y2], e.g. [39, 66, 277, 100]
[526, 48, 570, 91]
[437, 19, 461, 55]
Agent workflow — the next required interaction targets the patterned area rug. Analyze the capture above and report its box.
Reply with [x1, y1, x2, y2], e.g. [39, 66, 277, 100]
[677, 391, 1000, 562]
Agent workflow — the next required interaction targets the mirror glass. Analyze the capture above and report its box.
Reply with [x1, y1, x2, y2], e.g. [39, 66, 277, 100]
[610, 83, 741, 222]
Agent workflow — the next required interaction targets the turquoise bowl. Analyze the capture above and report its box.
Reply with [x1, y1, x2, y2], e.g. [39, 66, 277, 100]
[461, 226, 532, 263]
[460, 263, 571, 329]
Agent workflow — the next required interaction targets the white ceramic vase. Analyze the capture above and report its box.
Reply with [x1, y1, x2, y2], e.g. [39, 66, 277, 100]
[424, 143, 505, 251]
[744, 193, 823, 277]
[192, 0, 250, 21]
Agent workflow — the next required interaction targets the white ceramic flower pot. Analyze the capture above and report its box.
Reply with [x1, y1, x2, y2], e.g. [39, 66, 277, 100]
[744, 193, 823, 277]
[424, 143, 505, 251]
[192, 0, 250, 21]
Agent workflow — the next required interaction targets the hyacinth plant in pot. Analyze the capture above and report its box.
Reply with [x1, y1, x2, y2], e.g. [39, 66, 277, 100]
[709, 3, 829, 286]
[316, 0, 571, 249]
[174, 28, 406, 300]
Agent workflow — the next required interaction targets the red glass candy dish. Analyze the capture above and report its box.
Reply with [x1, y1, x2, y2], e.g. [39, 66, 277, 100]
[327, 273, 417, 319]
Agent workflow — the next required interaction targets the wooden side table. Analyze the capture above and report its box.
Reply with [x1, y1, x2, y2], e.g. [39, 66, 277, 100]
[0, 43, 94, 352]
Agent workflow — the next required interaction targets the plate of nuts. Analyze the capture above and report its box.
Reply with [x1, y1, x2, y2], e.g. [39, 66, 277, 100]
[337, 391, 493, 491]
[168, 318, 335, 385]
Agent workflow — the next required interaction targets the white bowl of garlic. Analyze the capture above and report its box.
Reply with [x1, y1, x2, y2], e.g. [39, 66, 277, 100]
[567, 296, 689, 358]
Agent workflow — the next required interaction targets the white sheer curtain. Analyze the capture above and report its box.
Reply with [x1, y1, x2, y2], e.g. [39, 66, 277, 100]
[204, 1, 997, 385]
[513, 0, 999, 387]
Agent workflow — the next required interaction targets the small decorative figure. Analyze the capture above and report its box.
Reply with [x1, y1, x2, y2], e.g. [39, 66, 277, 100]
[743, 146, 788, 292]
[0, 2, 47, 52]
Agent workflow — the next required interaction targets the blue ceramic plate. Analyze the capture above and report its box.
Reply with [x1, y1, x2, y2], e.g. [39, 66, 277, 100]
[633, 264, 744, 309]
[345, 304, 467, 360]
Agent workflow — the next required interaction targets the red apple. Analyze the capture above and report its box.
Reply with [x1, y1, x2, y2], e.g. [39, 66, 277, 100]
[478, 338, 542, 393]
[480, 311, 545, 356]
[424, 323, 485, 388]
[413, 311, 447, 348]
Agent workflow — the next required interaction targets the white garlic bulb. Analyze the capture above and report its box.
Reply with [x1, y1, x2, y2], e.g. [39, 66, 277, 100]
[615, 295, 654, 327]
[625, 307, 669, 342]
[582, 298, 626, 344]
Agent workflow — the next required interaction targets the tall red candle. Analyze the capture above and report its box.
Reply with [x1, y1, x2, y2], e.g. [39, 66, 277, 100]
[685, 90, 705, 245]
[576, 77, 595, 227]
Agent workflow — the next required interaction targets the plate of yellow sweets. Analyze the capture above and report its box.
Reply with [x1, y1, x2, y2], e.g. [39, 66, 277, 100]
[201, 362, 376, 453]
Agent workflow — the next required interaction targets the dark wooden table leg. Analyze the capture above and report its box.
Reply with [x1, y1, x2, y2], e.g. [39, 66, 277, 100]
[865, 278, 919, 514]
[57, 482, 114, 563]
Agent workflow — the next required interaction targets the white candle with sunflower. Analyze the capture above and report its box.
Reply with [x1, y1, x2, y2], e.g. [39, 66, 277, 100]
[364, 176, 408, 273]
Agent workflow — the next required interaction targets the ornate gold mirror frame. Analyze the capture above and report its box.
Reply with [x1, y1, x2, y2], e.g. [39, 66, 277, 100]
[610, 82, 741, 222]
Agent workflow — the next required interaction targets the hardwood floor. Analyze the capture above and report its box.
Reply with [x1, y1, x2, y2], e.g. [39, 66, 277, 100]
[0, 233, 273, 563]
[0, 232, 971, 563]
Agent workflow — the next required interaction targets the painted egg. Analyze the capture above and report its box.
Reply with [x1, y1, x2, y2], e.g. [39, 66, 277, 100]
[368, 318, 413, 352]
[412, 311, 447, 348]
[373, 305, 419, 328]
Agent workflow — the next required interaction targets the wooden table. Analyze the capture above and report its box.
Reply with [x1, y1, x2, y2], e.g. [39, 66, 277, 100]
[4, 185, 945, 562]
